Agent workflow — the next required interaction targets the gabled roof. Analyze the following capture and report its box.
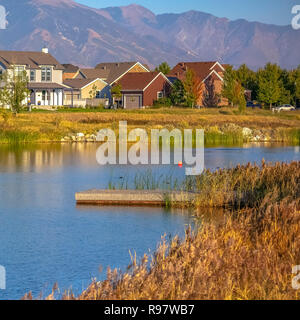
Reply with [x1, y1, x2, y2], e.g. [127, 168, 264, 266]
[62, 64, 79, 73]
[116, 72, 171, 91]
[169, 61, 227, 83]
[0, 50, 64, 70]
[94, 62, 150, 85]
[63, 78, 108, 90]
[78, 68, 110, 80]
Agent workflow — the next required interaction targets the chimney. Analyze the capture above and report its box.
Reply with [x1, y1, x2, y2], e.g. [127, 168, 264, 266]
[42, 47, 49, 54]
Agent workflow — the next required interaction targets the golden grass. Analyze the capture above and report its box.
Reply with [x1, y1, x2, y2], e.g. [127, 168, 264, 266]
[64, 198, 299, 300]
[189, 161, 300, 209]
[22, 161, 300, 300]
[1, 107, 300, 144]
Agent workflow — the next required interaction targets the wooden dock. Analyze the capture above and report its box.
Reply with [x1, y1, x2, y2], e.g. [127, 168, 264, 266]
[75, 189, 197, 206]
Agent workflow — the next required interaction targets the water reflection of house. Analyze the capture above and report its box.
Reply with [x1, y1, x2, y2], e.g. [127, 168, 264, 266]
[0, 144, 99, 171]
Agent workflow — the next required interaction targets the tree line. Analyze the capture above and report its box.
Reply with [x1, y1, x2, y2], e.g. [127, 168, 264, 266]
[1, 62, 299, 114]
[155, 62, 300, 110]
[228, 63, 300, 109]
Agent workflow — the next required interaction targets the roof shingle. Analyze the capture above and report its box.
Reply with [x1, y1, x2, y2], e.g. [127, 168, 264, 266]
[169, 61, 226, 82]
[95, 62, 149, 84]
[79, 68, 110, 80]
[116, 72, 162, 91]
[0, 51, 64, 70]
[63, 78, 106, 89]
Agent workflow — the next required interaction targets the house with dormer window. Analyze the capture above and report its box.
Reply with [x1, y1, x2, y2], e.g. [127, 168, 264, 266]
[0, 48, 65, 106]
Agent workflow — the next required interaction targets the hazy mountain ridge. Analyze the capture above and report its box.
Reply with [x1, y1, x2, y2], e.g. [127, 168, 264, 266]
[0, 0, 299, 69]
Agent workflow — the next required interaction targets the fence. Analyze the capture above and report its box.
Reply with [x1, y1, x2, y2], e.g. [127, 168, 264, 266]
[64, 98, 110, 108]
[85, 98, 110, 107]
[64, 99, 87, 108]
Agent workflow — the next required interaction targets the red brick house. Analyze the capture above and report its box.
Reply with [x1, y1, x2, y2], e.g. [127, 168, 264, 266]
[169, 61, 229, 106]
[116, 72, 172, 109]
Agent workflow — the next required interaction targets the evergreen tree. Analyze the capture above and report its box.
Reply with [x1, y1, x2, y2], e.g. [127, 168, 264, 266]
[170, 79, 185, 106]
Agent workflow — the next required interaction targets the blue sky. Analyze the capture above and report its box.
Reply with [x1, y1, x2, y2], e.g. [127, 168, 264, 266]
[75, 0, 298, 25]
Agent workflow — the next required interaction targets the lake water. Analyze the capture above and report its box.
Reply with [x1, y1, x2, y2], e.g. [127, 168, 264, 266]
[0, 143, 299, 299]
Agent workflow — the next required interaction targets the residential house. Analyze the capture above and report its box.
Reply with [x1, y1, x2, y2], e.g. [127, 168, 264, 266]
[169, 61, 228, 106]
[63, 78, 109, 107]
[74, 62, 150, 101]
[0, 48, 65, 106]
[115, 72, 172, 109]
[62, 64, 79, 81]
[94, 62, 150, 85]
[74, 68, 110, 82]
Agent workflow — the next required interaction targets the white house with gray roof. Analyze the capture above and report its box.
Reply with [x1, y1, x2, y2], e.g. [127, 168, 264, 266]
[0, 48, 65, 106]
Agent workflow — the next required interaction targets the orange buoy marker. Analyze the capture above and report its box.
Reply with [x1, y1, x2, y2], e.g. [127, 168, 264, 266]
[178, 161, 183, 168]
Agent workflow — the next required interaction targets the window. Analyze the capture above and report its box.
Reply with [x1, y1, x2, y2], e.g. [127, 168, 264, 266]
[41, 67, 52, 82]
[14, 66, 25, 78]
[30, 70, 36, 82]
[157, 91, 164, 99]
[42, 90, 50, 101]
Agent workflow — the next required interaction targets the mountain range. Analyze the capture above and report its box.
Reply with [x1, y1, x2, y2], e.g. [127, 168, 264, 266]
[0, 0, 299, 69]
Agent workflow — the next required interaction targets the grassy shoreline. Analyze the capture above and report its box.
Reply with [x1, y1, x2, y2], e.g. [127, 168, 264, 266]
[22, 161, 300, 300]
[72, 198, 300, 300]
[70, 161, 300, 300]
[0, 107, 300, 144]
[107, 161, 300, 210]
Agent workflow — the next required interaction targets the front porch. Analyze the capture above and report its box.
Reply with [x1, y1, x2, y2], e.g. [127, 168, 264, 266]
[28, 83, 65, 106]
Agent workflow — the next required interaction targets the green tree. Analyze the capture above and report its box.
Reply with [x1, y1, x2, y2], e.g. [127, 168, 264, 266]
[170, 79, 185, 106]
[111, 84, 122, 107]
[257, 63, 281, 109]
[294, 67, 300, 106]
[288, 66, 300, 106]
[278, 85, 292, 106]
[0, 70, 29, 114]
[155, 62, 171, 75]
[221, 65, 237, 106]
[236, 64, 258, 100]
[238, 87, 247, 114]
